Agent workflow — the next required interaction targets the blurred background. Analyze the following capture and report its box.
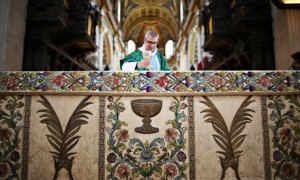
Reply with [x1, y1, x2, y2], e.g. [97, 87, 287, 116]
[0, 0, 299, 71]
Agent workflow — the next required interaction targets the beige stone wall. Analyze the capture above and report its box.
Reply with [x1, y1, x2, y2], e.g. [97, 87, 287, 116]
[0, 0, 27, 71]
[271, 3, 300, 69]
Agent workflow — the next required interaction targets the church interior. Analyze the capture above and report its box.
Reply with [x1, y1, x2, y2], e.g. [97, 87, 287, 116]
[0, 0, 300, 71]
[1, 1, 300, 180]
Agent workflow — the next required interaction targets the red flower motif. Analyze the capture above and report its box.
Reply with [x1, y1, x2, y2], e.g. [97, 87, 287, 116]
[165, 163, 177, 178]
[116, 129, 129, 142]
[105, 76, 119, 88]
[70, 72, 78, 78]
[281, 163, 295, 177]
[0, 163, 8, 177]
[207, 76, 224, 88]
[154, 76, 170, 87]
[0, 76, 17, 87]
[116, 164, 130, 178]
[256, 75, 272, 87]
[50, 75, 67, 86]
[0, 128, 12, 141]
[174, 72, 181, 77]
[175, 86, 183, 92]
[279, 128, 293, 142]
[165, 128, 178, 142]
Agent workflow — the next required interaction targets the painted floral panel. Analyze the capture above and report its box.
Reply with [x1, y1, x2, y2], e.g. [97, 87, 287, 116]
[104, 96, 190, 179]
[0, 96, 26, 179]
[268, 95, 300, 179]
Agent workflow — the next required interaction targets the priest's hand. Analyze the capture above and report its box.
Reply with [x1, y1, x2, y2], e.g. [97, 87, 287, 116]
[137, 58, 150, 69]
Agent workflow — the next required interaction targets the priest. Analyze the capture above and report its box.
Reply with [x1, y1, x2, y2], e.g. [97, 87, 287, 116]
[120, 30, 170, 71]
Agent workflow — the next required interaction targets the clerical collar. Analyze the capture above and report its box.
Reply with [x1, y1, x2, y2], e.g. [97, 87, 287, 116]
[139, 45, 157, 56]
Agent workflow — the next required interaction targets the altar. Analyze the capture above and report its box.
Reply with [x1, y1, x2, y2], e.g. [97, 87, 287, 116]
[0, 71, 299, 179]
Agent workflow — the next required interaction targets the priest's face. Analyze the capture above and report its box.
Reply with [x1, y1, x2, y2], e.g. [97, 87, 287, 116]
[144, 36, 158, 52]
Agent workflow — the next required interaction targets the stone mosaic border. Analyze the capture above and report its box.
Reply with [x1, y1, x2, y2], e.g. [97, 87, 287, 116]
[1, 71, 299, 94]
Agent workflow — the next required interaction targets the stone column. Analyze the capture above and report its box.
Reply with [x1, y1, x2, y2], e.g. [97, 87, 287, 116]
[0, 0, 27, 70]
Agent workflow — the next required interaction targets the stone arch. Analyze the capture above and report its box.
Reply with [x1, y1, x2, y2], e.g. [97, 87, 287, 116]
[103, 32, 113, 68]
[122, 5, 178, 42]
[188, 33, 197, 63]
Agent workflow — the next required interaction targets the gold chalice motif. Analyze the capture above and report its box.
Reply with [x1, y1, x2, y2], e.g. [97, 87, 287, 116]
[131, 99, 162, 134]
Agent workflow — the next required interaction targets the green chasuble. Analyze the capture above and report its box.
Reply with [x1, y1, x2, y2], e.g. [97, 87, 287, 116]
[120, 49, 171, 71]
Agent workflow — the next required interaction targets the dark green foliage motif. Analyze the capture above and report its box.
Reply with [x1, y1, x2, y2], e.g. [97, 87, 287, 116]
[200, 96, 255, 180]
[37, 96, 93, 180]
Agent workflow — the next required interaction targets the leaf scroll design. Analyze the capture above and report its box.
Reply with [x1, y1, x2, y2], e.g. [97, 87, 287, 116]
[200, 96, 255, 180]
[37, 95, 93, 180]
[0, 96, 24, 179]
[268, 96, 300, 179]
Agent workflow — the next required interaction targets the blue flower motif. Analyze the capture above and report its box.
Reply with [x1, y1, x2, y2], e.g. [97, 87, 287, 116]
[202, 72, 212, 76]
[292, 72, 300, 89]
[234, 76, 243, 87]
[140, 151, 154, 162]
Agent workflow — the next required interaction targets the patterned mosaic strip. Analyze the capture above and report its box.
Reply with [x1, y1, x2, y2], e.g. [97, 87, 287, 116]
[261, 96, 272, 180]
[0, 71, 299, 93]
[21, 96, 31, 180]
[98, 96, 106, 180]
[188, 97, 195, 180]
